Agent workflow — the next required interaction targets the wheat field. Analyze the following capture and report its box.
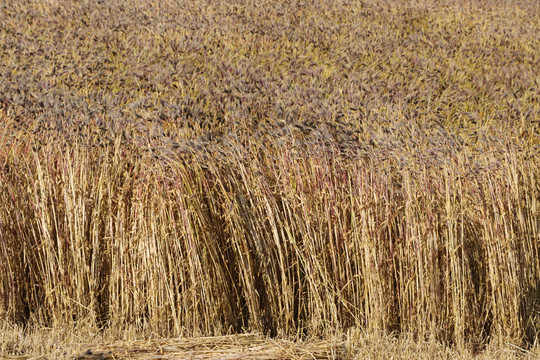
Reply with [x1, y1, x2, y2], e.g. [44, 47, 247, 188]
[0, 0, 539, 358]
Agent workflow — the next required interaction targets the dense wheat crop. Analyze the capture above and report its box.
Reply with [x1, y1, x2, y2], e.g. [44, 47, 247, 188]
[1, 0, 539, 356]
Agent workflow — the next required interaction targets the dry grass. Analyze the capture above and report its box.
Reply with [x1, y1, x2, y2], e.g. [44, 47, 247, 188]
[2, 327, 539, 359]
[1, 0, 539, 358]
